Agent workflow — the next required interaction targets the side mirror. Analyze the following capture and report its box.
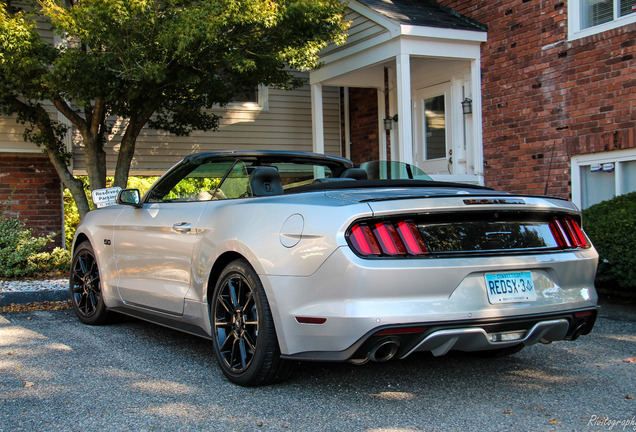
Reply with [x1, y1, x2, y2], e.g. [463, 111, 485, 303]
[116, 189, 142, 208]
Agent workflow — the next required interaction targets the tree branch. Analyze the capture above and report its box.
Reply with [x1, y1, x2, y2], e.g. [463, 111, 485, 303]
[52, 98, 88, 136]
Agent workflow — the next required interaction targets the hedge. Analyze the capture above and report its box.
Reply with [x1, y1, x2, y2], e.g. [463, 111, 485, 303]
[582, 191, 636, 294]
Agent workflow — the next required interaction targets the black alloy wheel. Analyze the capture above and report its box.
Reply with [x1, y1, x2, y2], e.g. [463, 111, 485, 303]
[69, 241, 110, 325]
[214, 271, 259, 373]
[211, 259, 292, 386]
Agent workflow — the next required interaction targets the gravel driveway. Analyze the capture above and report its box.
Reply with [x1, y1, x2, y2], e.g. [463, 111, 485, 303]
[1, 302, 634, 432]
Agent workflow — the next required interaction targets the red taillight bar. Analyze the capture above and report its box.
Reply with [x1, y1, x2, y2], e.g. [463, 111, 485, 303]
[550, 216, 591, 249]
[396, 221, 428, 255]
[565, 216, 590, 248]
[373, 222, 407, 255]
[350, 224, 381, 255]
[348, 221, 428, 257]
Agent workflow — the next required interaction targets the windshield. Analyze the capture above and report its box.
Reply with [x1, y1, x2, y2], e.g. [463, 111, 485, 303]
[358, 161, 432, 181]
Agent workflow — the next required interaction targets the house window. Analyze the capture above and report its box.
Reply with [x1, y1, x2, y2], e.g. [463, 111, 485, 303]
[225, 85, 269, 111]
[569, 0, 636, 40]
[571, 149, 636, 209]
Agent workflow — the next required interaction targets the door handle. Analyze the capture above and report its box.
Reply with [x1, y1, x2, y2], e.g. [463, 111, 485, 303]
[172, 222, 191, 234]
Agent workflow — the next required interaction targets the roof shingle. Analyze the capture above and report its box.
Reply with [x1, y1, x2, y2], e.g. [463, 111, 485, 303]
[358, 0, 487, 32]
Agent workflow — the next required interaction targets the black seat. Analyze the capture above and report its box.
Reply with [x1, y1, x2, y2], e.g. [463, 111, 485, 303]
[340, 168, 368, 180]
[249, 166, 284, 196]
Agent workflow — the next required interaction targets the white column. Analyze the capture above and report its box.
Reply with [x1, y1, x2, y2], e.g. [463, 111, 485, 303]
[396, 54, 413, 164]
[311, 83, 324, 155]
[470, 58, 484, 185]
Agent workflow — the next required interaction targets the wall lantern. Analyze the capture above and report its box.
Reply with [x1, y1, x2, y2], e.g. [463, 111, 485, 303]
[383, 114, 398, 131]
[461, 98, 473, 115]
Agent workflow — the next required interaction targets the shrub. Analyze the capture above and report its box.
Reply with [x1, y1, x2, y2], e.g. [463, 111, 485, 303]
[582, 191, 636, 294]
[0, 208, 69, 278]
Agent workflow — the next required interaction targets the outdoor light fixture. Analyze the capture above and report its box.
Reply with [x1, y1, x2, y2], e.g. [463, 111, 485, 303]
[461, 98, 473, 115]
[384, 114, 398, 131]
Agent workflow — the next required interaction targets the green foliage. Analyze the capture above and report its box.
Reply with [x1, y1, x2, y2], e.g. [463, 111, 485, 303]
[582, 192, 636, 292]
[166, 177, 221, 200]
[63, 176, 159, 248]
[0, 207, 69, 278]
[2, 0, 349, 220]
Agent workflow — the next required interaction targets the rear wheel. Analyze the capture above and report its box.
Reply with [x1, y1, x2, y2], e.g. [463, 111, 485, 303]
[211, 259, 292, 386]
[69, 241, 111, 325]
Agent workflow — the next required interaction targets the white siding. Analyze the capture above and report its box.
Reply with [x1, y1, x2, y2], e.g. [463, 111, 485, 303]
[320, 9, 389, 58]
[72, 84, 342, 175]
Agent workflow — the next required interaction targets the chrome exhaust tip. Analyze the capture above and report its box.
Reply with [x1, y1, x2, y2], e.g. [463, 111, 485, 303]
[368, 340, 400, 363]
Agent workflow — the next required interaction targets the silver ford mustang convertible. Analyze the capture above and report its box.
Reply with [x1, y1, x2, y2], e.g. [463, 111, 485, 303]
[70, 151, 598, 386]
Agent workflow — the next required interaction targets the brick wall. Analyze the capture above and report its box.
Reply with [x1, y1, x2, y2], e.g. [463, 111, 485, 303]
[0, 153, 64, 248]
[439, 0, 636, 198]
[347, 88, 380, 164]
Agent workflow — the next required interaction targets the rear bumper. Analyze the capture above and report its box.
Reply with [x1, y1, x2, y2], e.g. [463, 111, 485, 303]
[282, 307, 598, 362]
[264, 246, 598, 357]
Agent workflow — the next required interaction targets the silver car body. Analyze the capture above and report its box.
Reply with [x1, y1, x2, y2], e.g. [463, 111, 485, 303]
[72, 151, 598, 372]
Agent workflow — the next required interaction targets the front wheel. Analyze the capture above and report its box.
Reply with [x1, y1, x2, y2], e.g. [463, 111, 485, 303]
[69, 241, 111, 325]
[211, 259, 292, 386]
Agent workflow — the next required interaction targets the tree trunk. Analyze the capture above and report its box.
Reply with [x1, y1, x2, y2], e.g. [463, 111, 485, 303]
[113, 108, 154, 189]
[52, 99, 107, 192]
[46, 150, 91, 218]
[83, 134, 107, 191]
[30, 104, 91, 218]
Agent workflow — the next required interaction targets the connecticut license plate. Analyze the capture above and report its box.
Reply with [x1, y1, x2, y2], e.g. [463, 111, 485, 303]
[485, 271, 537, 304]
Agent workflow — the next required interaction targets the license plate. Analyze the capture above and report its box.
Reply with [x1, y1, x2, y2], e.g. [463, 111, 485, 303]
[485, 271, 537, 304]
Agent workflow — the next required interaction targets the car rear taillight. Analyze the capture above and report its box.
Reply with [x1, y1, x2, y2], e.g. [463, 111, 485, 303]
[549, 216, 591, 249]
[348, 220, 428, 257]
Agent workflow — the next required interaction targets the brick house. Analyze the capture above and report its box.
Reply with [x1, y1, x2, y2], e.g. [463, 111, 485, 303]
[2, 0, 634, 246]
[331, 0, 635, 208]
[435, 0, 636, 209]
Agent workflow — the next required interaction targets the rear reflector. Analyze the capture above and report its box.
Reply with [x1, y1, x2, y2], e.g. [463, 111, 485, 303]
[295, 317, 327, 324]
[375, 326, 427, 336]
[574, 310, 595, 318]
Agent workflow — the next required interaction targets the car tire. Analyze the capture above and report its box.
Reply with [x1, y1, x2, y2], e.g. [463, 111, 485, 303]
[211, 259, 293, 386]
[69, 241, 111, 325]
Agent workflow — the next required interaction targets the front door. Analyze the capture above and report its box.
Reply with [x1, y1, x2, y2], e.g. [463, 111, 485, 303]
[413, 83, 452, 175]
[113, 202, 207, 315]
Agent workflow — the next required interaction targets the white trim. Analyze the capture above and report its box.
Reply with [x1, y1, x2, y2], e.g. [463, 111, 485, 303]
[216, 85, 269, 112]
[313, 37, 482, 86]
[400, 25, 488, 42]
[344, 87, 351, 160]
[347, 1, 402, 36]
[0, 146, 40, 154]
[568, 0, 636, 40]
[570, 148, 636, 208]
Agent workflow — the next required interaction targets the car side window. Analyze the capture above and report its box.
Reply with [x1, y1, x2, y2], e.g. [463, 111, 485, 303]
[215, 162, 251, 199]
[146, 160, 250, 202]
